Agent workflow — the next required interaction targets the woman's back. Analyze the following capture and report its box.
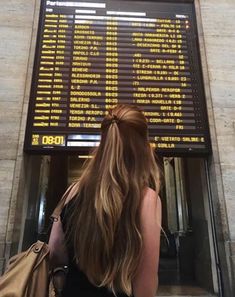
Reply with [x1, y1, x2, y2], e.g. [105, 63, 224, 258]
[49, 105, 162, 297]
[60, 198, 133, 297]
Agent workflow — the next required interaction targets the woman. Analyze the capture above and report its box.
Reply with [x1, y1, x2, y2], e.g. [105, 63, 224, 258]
[49, 104, 162, 297]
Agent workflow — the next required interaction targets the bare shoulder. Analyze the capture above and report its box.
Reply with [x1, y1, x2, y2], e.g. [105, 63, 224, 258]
[140, 187, 162, 224]
[142, 187, 161, 207]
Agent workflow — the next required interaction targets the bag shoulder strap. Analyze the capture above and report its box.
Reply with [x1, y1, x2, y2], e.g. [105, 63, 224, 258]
[50, 181, 79, 221]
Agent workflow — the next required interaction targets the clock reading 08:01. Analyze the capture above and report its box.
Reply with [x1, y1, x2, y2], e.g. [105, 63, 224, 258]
[32, 134, 65, 146]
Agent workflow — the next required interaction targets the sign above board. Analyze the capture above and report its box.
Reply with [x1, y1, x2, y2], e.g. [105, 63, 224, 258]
[24, 0, 211, 155]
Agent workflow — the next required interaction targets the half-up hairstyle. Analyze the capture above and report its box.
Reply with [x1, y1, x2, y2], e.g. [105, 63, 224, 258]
[65, 104, 160, 296]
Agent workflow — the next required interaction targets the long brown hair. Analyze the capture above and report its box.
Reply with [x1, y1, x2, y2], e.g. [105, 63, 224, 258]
[65, 104, 160, 295]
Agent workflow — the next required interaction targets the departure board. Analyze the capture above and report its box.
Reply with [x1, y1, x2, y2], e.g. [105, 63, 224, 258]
[24, 0, 211, 155]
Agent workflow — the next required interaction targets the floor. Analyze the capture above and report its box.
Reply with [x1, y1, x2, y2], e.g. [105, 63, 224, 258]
[157, 285, 217, 296]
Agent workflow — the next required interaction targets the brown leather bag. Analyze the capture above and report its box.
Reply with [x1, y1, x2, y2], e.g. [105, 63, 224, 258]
[0, 241, 50, 297]
[0, 182, 79, 297]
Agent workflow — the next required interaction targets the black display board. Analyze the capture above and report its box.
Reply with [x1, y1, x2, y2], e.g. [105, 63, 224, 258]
[24, 0, 211, 155]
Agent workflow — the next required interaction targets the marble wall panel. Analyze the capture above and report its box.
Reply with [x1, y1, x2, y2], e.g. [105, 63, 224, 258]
[200, 1, 235, 36]
[0, 26, 33, 85]
[213, 108, 235, 136]
[0, 1, 35, 28]
[0, 1, 36, 272]
[0, 160, 15, 242]
[221, 165, 235, 199]
[217, 135, 235, 166]
[200, 1, 235, 291]
[0, 100, 22, 159]
[208, 80, 235, 108]
[203, 37, 235, 73]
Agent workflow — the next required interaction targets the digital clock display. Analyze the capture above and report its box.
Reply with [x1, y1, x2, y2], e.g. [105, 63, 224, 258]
[32, 134, 65, 146]
[24, 0, 211, 155]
